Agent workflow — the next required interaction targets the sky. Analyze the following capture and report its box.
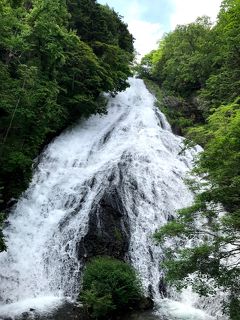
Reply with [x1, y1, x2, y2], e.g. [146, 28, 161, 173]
[98, 0, 222, 58]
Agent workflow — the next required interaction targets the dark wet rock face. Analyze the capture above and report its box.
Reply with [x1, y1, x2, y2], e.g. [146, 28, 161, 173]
[159, 277, 167, 298]
[161, 95, 204, 136]
[117, 310, 167, 320]
[10, 302, 87, 320]
[77, 187, 130, 261]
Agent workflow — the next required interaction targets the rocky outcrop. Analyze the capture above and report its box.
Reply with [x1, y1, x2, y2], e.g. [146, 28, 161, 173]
[161, 95, 204, 136]
[77, 187, 130, 261]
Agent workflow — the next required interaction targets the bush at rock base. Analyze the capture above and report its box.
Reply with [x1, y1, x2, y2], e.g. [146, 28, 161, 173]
[80, 257, 143, 319]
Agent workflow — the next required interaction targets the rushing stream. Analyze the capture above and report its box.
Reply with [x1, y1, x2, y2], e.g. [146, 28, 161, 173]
[0, 79, 222, 319]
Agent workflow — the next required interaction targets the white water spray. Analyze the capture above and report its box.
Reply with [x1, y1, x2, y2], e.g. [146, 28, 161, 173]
[0, 79, 221, 319]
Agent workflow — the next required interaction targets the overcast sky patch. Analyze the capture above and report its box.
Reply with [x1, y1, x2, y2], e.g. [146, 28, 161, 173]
[98, 0, 222, 58]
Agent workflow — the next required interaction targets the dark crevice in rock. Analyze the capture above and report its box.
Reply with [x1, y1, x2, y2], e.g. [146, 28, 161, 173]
[77, 186, 130, 261]
[159, 277, 168, 298]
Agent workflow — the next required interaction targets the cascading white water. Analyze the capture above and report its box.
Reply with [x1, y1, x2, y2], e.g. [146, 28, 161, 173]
[0, 79, 220, 319]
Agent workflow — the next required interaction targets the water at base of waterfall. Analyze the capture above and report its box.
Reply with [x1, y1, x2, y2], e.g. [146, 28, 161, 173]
[0, 299, 215, 320]
[0, 79, 224, 320]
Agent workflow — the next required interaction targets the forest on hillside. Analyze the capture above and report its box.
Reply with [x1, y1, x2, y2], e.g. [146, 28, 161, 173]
[138, 0, 240, 318]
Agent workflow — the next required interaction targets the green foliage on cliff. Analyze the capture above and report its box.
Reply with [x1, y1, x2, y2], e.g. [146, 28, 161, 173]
[201, 0, 240, 109]
[143, 79, 196, 136]
[80, 257, 142, 319]
[143, 16, 213, 97]
[0, 0, 133, 206]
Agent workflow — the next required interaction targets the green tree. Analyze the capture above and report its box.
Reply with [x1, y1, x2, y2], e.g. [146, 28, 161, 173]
[66, 0, 134, 93]
[66, 0, 134, 53]
[80, 257, 143, 319]
[142, 16, 214, 97]
[200, 0, 240, 109]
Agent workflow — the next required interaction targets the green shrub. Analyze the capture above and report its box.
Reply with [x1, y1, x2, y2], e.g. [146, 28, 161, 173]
[80, 257, 143, 319]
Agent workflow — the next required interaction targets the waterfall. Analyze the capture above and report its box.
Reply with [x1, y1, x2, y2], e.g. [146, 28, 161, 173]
[0, 79, 221, 319]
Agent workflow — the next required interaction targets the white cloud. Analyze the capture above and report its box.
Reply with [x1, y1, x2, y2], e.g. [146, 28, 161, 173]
[170, 0, 222, 29]
[99, 0, 164, 58]
[99, 0, 222, 59]
[123, 1, 164, 59]
[128, 20, 163, 58]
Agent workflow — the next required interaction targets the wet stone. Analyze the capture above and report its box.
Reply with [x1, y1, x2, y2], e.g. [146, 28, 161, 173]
[118, 310, 167, 320]
[13, 302, 87, 320]
[77, 186, 130, 261]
